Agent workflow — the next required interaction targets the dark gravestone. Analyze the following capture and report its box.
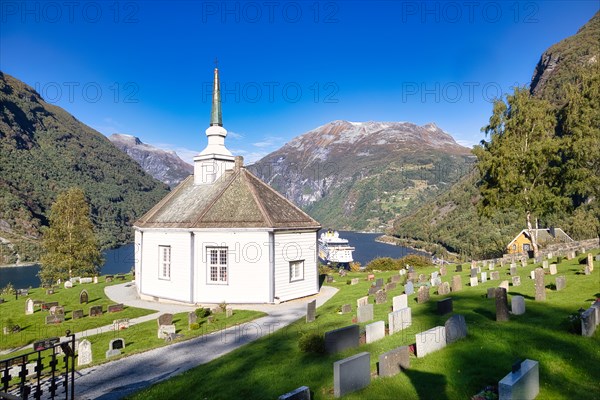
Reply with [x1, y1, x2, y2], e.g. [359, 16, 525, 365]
[417, 285, 430, 304]
[46, 289, 54, 295]
[105, 275, 114, 282]
[470, 268, 477, 278]
[111, 338, 124, 350]
[455, 265, 463, 272]
[157, 313, 174, 326]
[375, 278, 384, 288]
[0, 298, 4, 304]
[375, 290, 387, 304]
[89, 305, 103, 317]
[306, 300, 316, 323]
[451, 275, 462, 292]
[534, 268, 546, 301]
[45, 314, 64, 324]
[116, 274, 126, 280]
[581, 307, 597, 337]
[42, 301, 58, 311]
[107, 303, 124, 313]
[324, 325, 359, 354]
[495, 287, 510, 322]
[437, 298, 453, 315]
[444, 314, 467, 344]
[378, 346, 410, 377]
[333, 352, 370, 397]
[487, 287, 497, 299]
[404, 281, 414, 295]
[555, 276, 566, 291]
[368, 286, 378, 296]
[278, 386, 311, 400]
[385, 282, 396, 291]
[79, 290, 89, 304]
[72, 309, 84, 319]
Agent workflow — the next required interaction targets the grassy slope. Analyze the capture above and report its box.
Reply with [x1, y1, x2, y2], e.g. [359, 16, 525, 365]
[129, 250, 600, 400]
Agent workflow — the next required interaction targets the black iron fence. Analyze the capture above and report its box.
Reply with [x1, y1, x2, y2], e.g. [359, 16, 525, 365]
[0, 331, 75, 400]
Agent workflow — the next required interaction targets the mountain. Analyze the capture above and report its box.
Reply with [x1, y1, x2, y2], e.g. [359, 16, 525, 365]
[108, 134, 192, 188]
[0, 72, 169, 264]
[392, 12, 600, 259]
[530, 11, 599, 107]
[249, 120, 472, 231]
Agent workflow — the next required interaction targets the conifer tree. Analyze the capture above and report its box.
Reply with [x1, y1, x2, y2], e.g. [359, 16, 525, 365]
[39, 188, 103, 285]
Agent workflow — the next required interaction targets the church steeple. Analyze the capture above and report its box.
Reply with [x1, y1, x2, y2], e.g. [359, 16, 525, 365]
[193, 65, 235, 185]
[210, 67, 222, 127]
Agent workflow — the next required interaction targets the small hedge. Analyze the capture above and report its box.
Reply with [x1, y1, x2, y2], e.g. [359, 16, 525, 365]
[365, 254, 432, 271]
[195, 308, 212, 318]
[298, 332, 325, 354]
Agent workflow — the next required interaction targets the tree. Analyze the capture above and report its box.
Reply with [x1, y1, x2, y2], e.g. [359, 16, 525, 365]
[474, 87, 563, 256]
[39, 188, 103, 285]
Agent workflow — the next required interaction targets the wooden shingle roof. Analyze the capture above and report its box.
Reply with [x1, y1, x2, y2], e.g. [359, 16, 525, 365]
[134, 168, 321, 230]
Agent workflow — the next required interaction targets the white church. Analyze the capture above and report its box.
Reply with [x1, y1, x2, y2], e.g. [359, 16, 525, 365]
[133, 67, 321, 304]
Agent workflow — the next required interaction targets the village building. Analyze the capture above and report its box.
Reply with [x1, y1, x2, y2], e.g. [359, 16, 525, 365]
[133, 68, 321, 304]
[506, 228, 573, 254]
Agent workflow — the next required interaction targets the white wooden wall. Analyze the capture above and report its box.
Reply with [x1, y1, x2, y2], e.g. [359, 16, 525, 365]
[273, 231, 319, 302]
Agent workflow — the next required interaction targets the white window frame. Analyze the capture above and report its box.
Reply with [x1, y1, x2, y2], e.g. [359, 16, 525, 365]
[290, 260, 304, 282]
[158, 245, 171, 280]
[207, 247, 228, 285]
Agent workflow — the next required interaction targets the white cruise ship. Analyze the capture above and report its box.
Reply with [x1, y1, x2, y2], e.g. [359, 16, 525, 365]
[318, 230, 355, 265]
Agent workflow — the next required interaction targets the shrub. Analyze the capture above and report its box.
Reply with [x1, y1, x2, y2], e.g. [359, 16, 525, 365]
[195, 308, 211, 318]
[218, 301, 228, 312]
[1, 283, 15, 296]
[189, 322, 200, 330]
[298, 332, 325, 354]
[346, 279, 351, 285]
[556, 256, 563, 264]
[365, 257, 399, 271]
[318, 264, 334, 275]
[398, 254, 433, 269]
[562, 310, 583, 334]
[349, 262, 361, 272]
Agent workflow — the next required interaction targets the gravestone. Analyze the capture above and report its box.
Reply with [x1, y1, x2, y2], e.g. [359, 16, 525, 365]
[80, 277, 93, 284]
[333, 352, 370, 398]
[510, 266, 517, 276]
[106, 338, 125, 358]
[188, 311, 197, 327]
[455, 265, 463, 272]
[512, 276, 521, 287]
[326, 276, 334, 283]
[469, 277, 478, 287]
[581, 307, 597, 337]
[418, 274, 427, 283]
[158, 324, 176, 339]
[471, 260, 477, 268]
[417, 286, 430, 303]
[339, 269, 347, 277]
[437, 282, 450, 295]
[72, 309, 84, 319]
[495, 287, 510, 322]
[587, 253, 594, 272]
[79, 290, 89, 304]
[324, 325, 359, 354]
[108, 303, 124, 313]
[555, 276, 566, 291]
[470, 268, 477, 278]
[77, 339, 92, 366]
[64, 281, 73, 289]
[45, 315, 64, 324]
[498, 359, 539, 400]
[158, 313, 174, 326]
[596, 254, 600, 262]
[350, 278, 360, 285]
[385, 282, 396, 291]
[480, 272, 488, 282]
[113, 318, 129, 330]
[444, 314, 467, 344]
[357, 304, 374, 323]
[42, 301, 58, 311]
[375, 290, 387, 304]
[566, 251, 575, 260]
[510, 262, 516, 269]
[306, 300, 316, 322]
[368, 286, 378, 295]
[451, 275, 462, 292]
[25, 298, 34, 315]
[392, 294, 408, 311]
[365, 321, 385, 343]
[399, 269, 406, 276]
[511, 295, 525, 315]
[391, 275, 401, 283]
[93, 276, 98, 284]
[584, 265, 591, 275]
[430, 276, 442, 287]
[499, 281, 509, 292]
[437, 298, 453, 315]
[46, 289, 54, 295]
[278, 386, 311, 400]
[404, 281, 414, 295]
[439, 266, 447, 276]
[487, 287, 497, 299]
[375, 278, 384, 288]
[357, 296, 369, 308]
[388, 307, 412, 334]
[378, 346, 410, 378]
[521, 260, 527, 268]
[341, 304, 352, 314]
[490, 271, 500, 281]
[367, 274, 375, 281]
[534, 268, 546, 301]
[407, 272, 417, 282]
[530, 271, 535, 280]
[542, 260, 548, 269]
[89, 305, 103, 317]
[415, 326, 446, 358]
[549, 264, 557, 275]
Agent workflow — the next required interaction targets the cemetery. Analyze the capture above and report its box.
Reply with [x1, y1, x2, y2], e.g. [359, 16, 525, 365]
[131, 249, 600, 399]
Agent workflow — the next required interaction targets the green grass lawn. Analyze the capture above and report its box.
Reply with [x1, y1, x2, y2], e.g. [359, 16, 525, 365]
[128, 251, 600, 400]
[0, 275, 155, 350]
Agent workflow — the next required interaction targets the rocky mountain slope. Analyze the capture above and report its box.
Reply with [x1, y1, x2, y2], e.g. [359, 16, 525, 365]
[249, 120, 473, 231]
[108, 134, 192, 188]
[0, 72, 169, 263]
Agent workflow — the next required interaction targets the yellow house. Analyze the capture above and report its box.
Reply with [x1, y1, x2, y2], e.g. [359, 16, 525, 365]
[506, 228, 573, 254]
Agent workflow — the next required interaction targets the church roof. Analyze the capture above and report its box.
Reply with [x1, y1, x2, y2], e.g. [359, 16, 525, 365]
[134, 167, 321, 230]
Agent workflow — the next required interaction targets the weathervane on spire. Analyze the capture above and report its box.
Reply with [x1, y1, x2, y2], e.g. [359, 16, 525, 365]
[210, 63, 222, 127]
[214, 57, 219, 69]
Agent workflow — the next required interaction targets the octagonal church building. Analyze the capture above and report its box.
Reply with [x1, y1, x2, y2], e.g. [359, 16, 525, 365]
[134, 68, 321, 304]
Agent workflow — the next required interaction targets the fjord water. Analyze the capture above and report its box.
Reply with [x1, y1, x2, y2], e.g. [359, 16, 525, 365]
[0, 233, 426, 289]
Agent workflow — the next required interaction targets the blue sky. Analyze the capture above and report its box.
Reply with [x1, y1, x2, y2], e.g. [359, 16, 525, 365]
[1, 1, 598, 163]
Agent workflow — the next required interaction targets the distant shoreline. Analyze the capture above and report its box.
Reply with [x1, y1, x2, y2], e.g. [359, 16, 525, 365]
[0, 262, 38, 269]
[375, 235, 428, 253]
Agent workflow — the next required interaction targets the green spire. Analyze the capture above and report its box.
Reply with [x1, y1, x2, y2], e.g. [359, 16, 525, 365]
[210, 67, 222, 127]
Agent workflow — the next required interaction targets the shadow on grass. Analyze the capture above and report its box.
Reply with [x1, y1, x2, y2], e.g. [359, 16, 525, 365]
[404, 368, 449, 400]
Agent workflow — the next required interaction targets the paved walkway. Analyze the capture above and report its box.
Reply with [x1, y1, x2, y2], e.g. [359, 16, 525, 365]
[71, 283, 338, 399]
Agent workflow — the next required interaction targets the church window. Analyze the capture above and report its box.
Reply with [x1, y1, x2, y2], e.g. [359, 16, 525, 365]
[159, 246, 171, 280]
[208, 247, 228, 284]
[290, 260, 304, 282]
